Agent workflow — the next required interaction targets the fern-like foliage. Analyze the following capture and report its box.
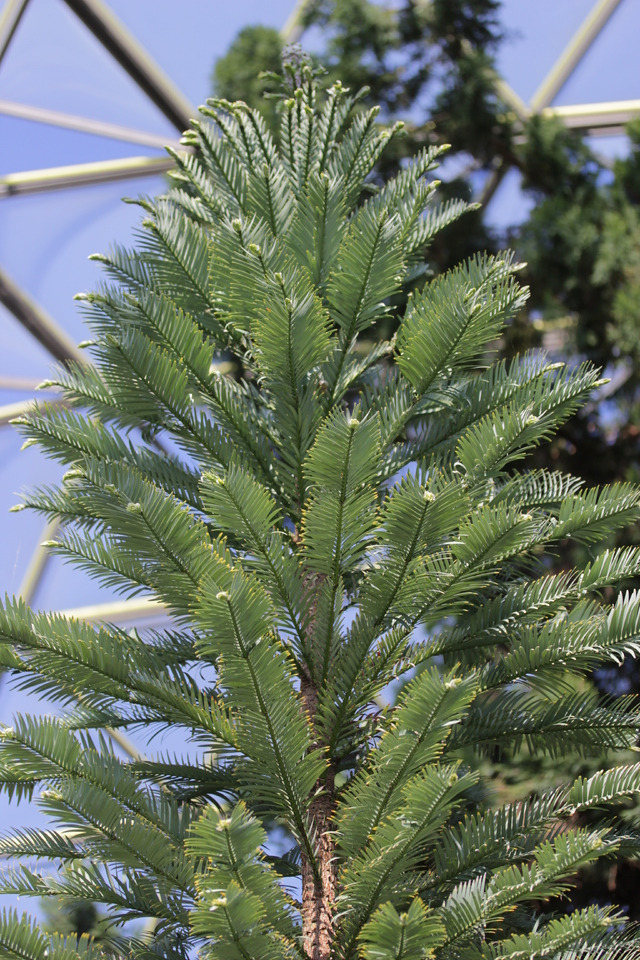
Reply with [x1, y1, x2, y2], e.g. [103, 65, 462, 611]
[2, 63, 640, 959]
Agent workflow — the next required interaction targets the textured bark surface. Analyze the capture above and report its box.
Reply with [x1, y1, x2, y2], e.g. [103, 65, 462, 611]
[300, 565, 336, 960]
[301, 675, 336, 960]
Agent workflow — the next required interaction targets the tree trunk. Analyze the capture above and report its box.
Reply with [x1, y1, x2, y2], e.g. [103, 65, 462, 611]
[301, 674, 336, 960]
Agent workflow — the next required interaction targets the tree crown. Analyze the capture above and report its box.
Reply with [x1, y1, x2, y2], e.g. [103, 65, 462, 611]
[2, 65, 640, 960]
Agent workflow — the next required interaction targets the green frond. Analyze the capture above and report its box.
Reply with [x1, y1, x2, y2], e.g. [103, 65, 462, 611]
[361, 150, 469, 264]
[202, 371, 277, 491]
[207, 213, 280, 339]
[205, 98, 279, 171]
[40, 459, 212, 614]
[553, 482, 640, 543]
[554, 935, 640, 960]
[41, 457, 200, 522]
[453, 503, 547, 570]
[326, 105, 398, 205]
[333, 470, 471, 713]
[0, 599, 241, 751]
[431, 788, 568, 887]
[478, 591, 640, 689]
[251, 264, 333, 490]
[247, 160, 295, 236]
[90, 242, 154, 294]
[302, 411, 380, 576]
[187, 802, 299, 959]
[185, 116, 248, 215]
[358, 898, 446, 960]
[432, 551, 640, 661]
[0, 827, 82, 863]
[134, 201, 213, 316]
[336, 668, 478, 859]
[0, 717, 186, 839]
[165, 146, 223, 224]
[438, 829, 615, 951]
[115, 284, 215, 387]
[493, 468, 585, 510]
[201, 464, 308, 654]
[301, 411, 382, 687]
[287, 171, 346, 288]
[96, 326, 211, 435]
[13, 401, 136, 469]
[194, 554, 325, 868]
[0, 596, 164, 708]
[407, 354, 599, 468]
[567, 761, 640, 812]
[434, 572, 581, 660]
[327, 206, 403, 340]
[395, 252, 527, 395]
[455, 404, 554, 479]
[279, 79, 319, 193]
[453, 687, 640, 757]
[131, 753, 235, 802]
[582, 545, 640, 589]
[338, 763, 479, 959]
[435, 764, 640, 900]
[366, 143, 446, 217]
[478, 904, 625, 960]
[0, 859, 189, 926]
[313, 80, 356, 176]
[0, 909, 106, 960]
[404, 197, 477, 257]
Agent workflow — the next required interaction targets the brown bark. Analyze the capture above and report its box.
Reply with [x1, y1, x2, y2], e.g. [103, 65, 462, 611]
[301, 674, 336, 960]
[298, 562, 336, 960]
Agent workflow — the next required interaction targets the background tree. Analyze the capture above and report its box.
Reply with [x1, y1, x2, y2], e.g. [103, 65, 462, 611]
[212, 25, 285, 135]
[2, 66, 640, 959]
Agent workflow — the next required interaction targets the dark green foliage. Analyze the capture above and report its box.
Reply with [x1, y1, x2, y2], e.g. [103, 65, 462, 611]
[1, 66, 640, 959]
[212, 25, 284, 134]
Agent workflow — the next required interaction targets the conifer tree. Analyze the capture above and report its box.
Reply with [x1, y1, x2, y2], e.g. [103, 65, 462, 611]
[2, 62, 640, 959]
[216, 3, 640, 487]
